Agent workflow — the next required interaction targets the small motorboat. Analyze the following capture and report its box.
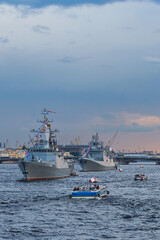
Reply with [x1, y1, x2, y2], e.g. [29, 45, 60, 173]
[134, 174, 147, 181]
[71, 184, 109, 199]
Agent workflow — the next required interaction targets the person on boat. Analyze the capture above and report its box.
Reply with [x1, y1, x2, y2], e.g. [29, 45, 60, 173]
[94, 184, 97, 189]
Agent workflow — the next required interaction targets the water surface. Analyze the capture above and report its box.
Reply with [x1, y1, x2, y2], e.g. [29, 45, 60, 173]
[0, 163, 160, 239]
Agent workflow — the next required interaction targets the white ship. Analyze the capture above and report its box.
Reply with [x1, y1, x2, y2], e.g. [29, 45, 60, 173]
[18, 108, 74, 181]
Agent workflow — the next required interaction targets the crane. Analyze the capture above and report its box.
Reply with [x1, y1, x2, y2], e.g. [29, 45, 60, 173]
[78, 136, 81, 145]
[75, 138, 79, 145]
[16, 140, 20, 147]
[107, 129, 119, 147]
[28, 135, 34, 147]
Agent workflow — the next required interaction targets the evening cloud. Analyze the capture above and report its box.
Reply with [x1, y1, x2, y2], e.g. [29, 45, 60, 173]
[0, 0, 160, 151]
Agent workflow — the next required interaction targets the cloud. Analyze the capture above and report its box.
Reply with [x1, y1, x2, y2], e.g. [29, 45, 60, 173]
[1, 1, 160, 148]
[68, 40, 76, 45]
[121, 26, 134, 32]
[124, 114, 160, 127]
[0, 0, 159, 98]
[120, 122, 154, 133]
[57, 56, 84, 63]
[91, 112, 160, 133]
[100, 64, 113, 68]
[0, 37, 8, 43]
[119, 112, 160, 133]
[143, 56, 160, 64]
[0, 0, 126, 8]
[32, 25, 50, 34]
[1, 1, 160, 9]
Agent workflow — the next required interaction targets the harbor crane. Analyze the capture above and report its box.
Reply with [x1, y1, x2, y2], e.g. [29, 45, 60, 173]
[70, 136, 81, 145]
[28, 135, 34, 147]
[78, 136, 81, 144]
[75, 136, 81, 145]
[75, 138, 79, 145]
[5, 139, 10, 148]
[16, 140, 20, 147]
[107, 129, 119, 147]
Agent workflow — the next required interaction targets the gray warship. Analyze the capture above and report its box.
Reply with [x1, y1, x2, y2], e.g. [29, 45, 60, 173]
[18, 109, 74, 181]
[78, 133, 117, 172]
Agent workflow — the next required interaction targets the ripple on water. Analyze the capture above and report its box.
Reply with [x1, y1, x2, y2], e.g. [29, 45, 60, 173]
[1, 164, 160, 239]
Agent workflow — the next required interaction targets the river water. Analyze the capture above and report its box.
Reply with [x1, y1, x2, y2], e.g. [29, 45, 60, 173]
[0, 163, 160, 240]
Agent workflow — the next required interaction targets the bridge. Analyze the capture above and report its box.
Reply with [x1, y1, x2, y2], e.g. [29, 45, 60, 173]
[116, 153, 160, 165]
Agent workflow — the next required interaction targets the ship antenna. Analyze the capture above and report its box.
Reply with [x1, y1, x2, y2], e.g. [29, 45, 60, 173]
[41, 108, 56, 120]
[42, 108, 48, 119]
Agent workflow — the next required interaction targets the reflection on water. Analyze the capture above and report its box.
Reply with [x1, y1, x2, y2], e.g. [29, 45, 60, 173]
[0, 163, 160, 239]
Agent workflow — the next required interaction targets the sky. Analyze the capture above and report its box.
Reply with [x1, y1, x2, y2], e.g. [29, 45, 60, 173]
[0, 0, 160, 152]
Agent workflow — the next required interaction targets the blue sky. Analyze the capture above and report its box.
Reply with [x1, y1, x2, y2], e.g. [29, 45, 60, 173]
[0, 0, 160, 151]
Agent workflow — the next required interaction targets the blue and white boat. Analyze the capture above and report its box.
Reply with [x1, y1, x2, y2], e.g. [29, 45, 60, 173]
[71, 184, 109, 199]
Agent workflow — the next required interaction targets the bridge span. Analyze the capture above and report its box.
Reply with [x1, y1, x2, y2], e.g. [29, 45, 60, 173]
[116, 154, 160, 165]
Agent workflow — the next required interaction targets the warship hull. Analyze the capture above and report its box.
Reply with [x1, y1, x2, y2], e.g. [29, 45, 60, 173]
[79, 158, 117, 172]
[18, 161, 74, 181]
